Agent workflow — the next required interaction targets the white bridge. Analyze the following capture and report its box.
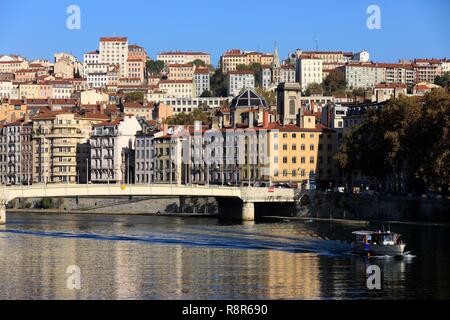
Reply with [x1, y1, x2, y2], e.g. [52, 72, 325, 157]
[0, 184, 296, 224]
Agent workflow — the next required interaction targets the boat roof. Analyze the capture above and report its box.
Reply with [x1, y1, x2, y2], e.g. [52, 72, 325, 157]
[352, 230, 400, 236]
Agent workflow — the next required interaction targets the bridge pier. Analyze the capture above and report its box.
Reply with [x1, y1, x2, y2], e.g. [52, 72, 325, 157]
[0, 200, 6, 225]
[241, 202, 255, 221]
[217, 198, 255, 221]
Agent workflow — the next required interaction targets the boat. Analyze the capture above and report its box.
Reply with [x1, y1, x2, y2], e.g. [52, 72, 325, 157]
[351, 230, 406, 256]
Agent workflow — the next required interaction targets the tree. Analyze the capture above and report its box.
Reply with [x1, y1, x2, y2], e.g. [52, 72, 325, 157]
[192, 59, 206, 68]
[146, 60, 165, 76]
[124, 92, 144, 103]
[434, 72, 450, 89]
[304, 82, 323, 96]
[255, 87, 276, 105]
[200, 90, 213, 97]
[322, 69, 346, 95]
[210, 68, 227, 97]
[337, 89, 450, 194]
[165, 108, 211, 125]
[352, 88, 367, 99]
[40, 198, 54, 209]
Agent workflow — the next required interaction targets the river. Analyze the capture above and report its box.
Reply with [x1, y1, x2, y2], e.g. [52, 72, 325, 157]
[0, 212, 449, 299]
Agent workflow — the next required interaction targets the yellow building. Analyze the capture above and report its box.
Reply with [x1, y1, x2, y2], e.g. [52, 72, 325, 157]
[32, 111, 108, 183]
[221, 49, 274, 73]
[266, 115, 337, 188]
[18, 83, 52, 99]
[168, 63, 195, 81]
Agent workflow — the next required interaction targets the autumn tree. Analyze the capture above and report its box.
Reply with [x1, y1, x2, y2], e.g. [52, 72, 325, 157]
[322, 69, 346, 95]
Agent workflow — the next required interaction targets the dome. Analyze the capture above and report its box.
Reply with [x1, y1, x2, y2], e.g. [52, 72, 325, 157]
[229, 88, 268, 109]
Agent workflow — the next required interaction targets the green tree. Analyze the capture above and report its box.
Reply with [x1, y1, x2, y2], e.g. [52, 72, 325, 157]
[146, 59, 165, 75]
[165, 108, 211, 125]
[200, 90, 213, 97]
[304, 82, 323, 96]
[210, 68, 227, 97]
[124, 92, 144, 103]
[255, 87, 276, 105]
[40, 198, 54, 209]
[337, 90, 450, 194]
[192, 59, 206, 68]
[322, 69, 346, 95]
[434, 72, 450, 89]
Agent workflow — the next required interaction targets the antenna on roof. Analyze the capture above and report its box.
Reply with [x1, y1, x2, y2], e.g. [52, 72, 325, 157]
[315, 38, 319, 51]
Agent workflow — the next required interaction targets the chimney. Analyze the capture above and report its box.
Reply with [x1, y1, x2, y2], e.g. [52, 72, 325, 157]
[263, 110, 269, 128]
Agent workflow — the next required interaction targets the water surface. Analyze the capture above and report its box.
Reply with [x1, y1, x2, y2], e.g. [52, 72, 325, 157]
[0, 213, 449, 299]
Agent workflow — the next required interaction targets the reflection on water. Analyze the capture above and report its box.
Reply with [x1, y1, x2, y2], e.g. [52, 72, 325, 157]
[0, 213, 449, 299]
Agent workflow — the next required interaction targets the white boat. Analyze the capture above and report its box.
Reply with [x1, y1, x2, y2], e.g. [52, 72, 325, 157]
[351, 230, 406, 256]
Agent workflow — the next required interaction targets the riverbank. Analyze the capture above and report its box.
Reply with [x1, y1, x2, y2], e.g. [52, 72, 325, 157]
[6, 208, 217, 218]
[296, 191, 450, 223]
[264, 215, 450, 228]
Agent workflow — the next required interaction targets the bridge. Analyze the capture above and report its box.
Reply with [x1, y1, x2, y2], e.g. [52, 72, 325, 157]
[0, 184, 296, 224]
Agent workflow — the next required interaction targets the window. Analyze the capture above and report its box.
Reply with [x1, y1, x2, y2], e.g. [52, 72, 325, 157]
[289, 99, 296, 114]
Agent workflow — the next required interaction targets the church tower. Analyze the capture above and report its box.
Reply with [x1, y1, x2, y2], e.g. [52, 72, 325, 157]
[271, 44, 281, 84]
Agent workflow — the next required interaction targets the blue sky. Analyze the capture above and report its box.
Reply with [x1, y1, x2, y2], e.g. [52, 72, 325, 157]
[0, 0, 449, 66]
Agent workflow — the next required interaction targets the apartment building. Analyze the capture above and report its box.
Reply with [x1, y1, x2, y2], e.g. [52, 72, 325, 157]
[168, 63, 195, 80]
[296, 54, 323, 89]
[90, 115, 142, 184]
[32, 111, 108, 183]
[372, 83, 407, 102]
[0, 80, 19, 99]
[380, 63, 416, 85]
[194, 68, 211, 97]
[0, 124, 6, 184]
[157, 51, 211, 66]
[99, 37, 129, 76]
[220, 49, 273, 73]
[125, 59, 145, 83]
[160, 97, 227, 114]
[227, 71, 255, 96]
[4, 117, 32, 184]
[134, 120, 158, 184]
[413, 59, 444, 83]
[339, 62, 385, 89]
[123, 102, 152, 119]
[49, 80, 74, 99]
[159, 80, 195, 99]
[0, 59, 29, 74]
[266, 120, 337, 189]
[0, 99, 27, 122]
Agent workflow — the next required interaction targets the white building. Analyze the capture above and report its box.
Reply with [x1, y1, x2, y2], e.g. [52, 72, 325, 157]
[99, 37, 128, 76]
[261, 66, 272, 89]
[157, 52, 211, 65]
[0, 80, 19, 99]
[340, 63, 386, 89]
[296, 55, 323, 89]
[227, 71, 255, 96]
[194, 68, 211, 97]
[90, 115, 142, 184]
[160, 97, 228, 114]
[352, 51, 370, 63]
